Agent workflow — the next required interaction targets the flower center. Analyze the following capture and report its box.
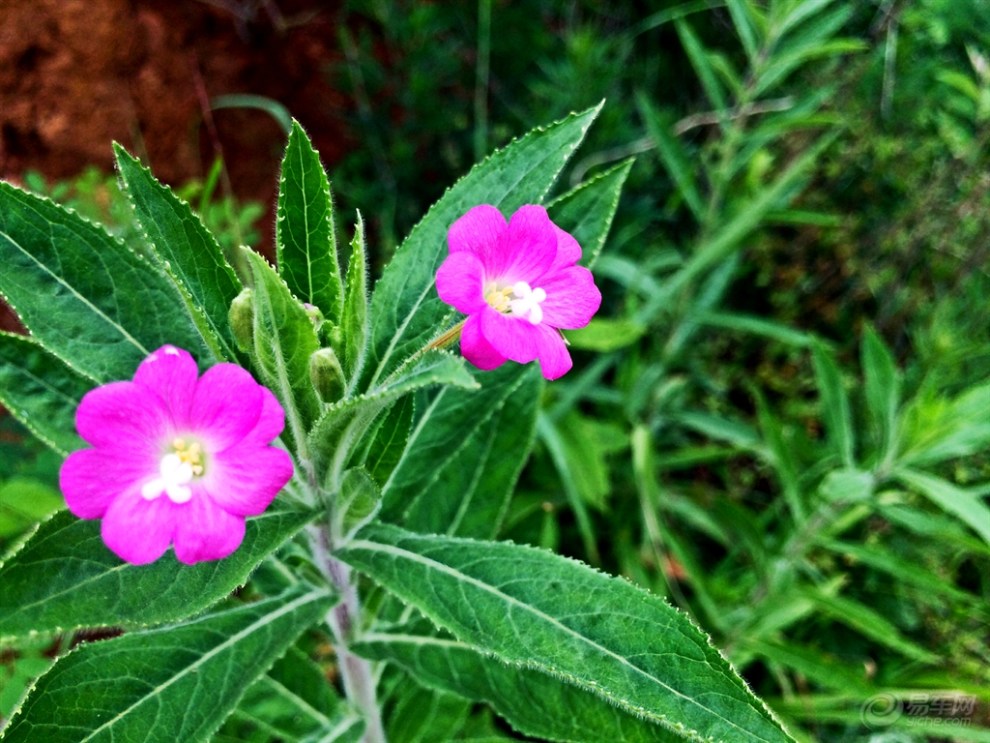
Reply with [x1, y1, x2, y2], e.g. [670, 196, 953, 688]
[484, 280, 546, 325]
[141, 437, 206, 504]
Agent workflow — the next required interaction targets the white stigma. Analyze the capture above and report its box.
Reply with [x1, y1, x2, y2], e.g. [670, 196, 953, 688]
[141, 453, 194, 504]
[509, 281, 547, 325]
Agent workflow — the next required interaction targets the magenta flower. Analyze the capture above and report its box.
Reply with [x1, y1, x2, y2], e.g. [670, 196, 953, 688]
[59, 346, 294, 565]
[435, 204, 601, 380]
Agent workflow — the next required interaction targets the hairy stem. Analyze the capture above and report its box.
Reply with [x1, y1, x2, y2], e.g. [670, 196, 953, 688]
[311, 525, 386, 742]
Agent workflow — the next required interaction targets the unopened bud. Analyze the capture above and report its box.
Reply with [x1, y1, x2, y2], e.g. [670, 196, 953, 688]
[309, 347, 346, 402]
[229, 289, 254, 352]
[303, 303, 325, 332]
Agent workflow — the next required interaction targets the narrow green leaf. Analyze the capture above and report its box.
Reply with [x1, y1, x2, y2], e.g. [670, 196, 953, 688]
[755, 393, 805, 521]
[698, 311, 812, 347]
[811, 340, 855, 467]
[861, 326, 900, 462]
[675, 19, 728, 113]
[641, 132, 837, 319]
[800, 587, 940, 664]
[0, 508, 316, 639]
[243, 248, 322, 456]
[364, 104, 602, 387]
[388, 365, 542, 538]
[895, 468, 990, 545]
[743, 638, 874, 695]
[0, 332, 90, 455]
[357, 627, 682, 742]
[547, 158, 634, 267]
[276, 120, 343, 321]
[342, 214, 370, 383]
[1, 584, 334, 743]
[0, 182, 212, 383]
[114, 144, 242, 361]
[637, 94, 705, 222]
[725, 0, 760, 62]
[339, 524, 794, 743]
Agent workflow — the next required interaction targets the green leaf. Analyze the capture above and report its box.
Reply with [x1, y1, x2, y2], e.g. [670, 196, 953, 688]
[114, 144, 242, 361]
[0, 508, 315, 639]
[861, 326, 900, 462]
[0, 332, 90, 455]
[0, 182, 212, 383]
[0, 584, 334, 743]
[338, 524, 794, 742]
[341, 214, 370, 383]
[243, 248, 322, 457]
[674, 20, 728, 114]
[640, 132, 838, 320]
[637, 95, 705, 222]
[333, 467, 382, 540]
[725, 0, 760, 62]
[223, 645, 363, 743]
[309, 351, 478, 489]
[565, 317, 646, 352]
[811, 340, 855, 467]
[364, 104, 602, 387]
[381, 674, 470, 743]
[357, 625, 683, 742]
[0, 478, 63, 542]
[698, 311, 813, 347]
[895, 468, 990, 545]
[899, 382, 990, 466]
[363, 395, 414, 485]
[800, 587, 940, 664]
[383, 365, 541, 538]
[276, 120, 343, 322]
[547, 158, 634, 267]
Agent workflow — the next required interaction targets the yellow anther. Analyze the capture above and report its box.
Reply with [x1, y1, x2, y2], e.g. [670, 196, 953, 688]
[170, 436, 205, 477]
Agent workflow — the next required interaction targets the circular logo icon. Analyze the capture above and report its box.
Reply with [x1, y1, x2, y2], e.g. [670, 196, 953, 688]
[862, 693, 903, 729]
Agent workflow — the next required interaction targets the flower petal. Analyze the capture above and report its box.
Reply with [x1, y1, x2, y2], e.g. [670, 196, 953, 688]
[539, 265, 602, 329]
[436, 252, 487, 314]
[447, 204, 507, 267]
[190, 363, 263, 451]
[101, 489, 177, 565]
[60, 447, 155, 519]
[533, 325, 573, 380]
[205, 445, 293, 516]
[497, 205, 557, 281]
[172, 493, 246, 564]
[76, 381, 171, 452]
[133, 345, 199, 424]
[460, 314, 507, 371]
[242, 387, 287, 447]
[480, 307, 540, 364]
[552, 224, 582, 269]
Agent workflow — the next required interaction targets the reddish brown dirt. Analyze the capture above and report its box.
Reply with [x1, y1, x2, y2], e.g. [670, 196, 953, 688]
[0, 0, 351, 253]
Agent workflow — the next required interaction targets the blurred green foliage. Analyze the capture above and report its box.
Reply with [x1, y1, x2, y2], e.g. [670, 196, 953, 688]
[332, 1, 990, 739]
[4, 0, 989, 739]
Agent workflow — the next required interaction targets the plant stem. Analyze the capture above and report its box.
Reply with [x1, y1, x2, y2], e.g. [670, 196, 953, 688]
[311, 525, 386, 742]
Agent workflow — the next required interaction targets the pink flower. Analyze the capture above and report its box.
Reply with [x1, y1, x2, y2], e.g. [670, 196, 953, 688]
[59, 346, 294, 565]
[435, 205, 601, 380]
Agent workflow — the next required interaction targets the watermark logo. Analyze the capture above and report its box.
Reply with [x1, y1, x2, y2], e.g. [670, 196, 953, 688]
[861, 693, 902, 728]
[861, 693, 978, 730]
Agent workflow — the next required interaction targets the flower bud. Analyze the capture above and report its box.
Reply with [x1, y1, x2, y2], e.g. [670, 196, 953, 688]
[309, 347, 346, 403]
[228, 289, 254, 352]
[303, 303, 325, 332]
